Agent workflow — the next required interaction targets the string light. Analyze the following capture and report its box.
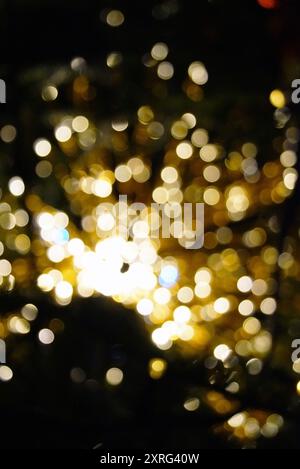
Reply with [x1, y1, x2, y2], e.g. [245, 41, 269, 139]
[0, 11, 296, 448]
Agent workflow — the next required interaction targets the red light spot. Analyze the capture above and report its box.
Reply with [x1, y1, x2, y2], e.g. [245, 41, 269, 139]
[257, 0, 278, 8]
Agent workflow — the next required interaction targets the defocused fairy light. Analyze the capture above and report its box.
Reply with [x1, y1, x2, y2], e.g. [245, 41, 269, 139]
[269, 89, 285, 108]
[184, 398, 200, 411]
[42, 85, 58, 101]
[0, 366, 13, 382]
[8, 177, 25, 196]
[55, 125, 72, 142]
[33, 139, 51, 157]
[257, 0, 278, 9]
[151, 43, 169, 61]
[38, 328, 55, 345]
[1, 125, 17, 143]
[106, 367, 123, 385]
[106, 10, 124, 28]
[188, 61, 208, 85]
[157, 61, 174, 80]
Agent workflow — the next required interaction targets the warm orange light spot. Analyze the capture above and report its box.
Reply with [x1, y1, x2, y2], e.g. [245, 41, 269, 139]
[257, 0, 277, 9]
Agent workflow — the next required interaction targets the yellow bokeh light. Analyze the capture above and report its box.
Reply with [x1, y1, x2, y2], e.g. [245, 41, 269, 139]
[243, 317, 261, 335]
[214, 344, 231, 361]
[72, 115, 89, 133]
[184, 398, 200, 411]
[203, 187, 220, 205]
[238, 299, 254, 316]
[153, 287, 171, 305]
[149, 358, 167, 379]
[8, 177, 25, 196]
[106, 10, 124, 27]
[157, 61, 174, 80]
[115, 165, 132, 183]
[177, 286, 194, 304]
[0, 260, 11, 276]
[151, 42, 168, 61]
[214, 297, 230, 314]
[161, 166, 178, 184]
[269, 89, 285, 108]
[195, 282, 211, 298]
[176, 141, 193, 159]
[237, 276, 253, 292]
[0, 366, 13, 382]
[38, 328, 55, 345]
[181, 113, 196, 129]
[200, 144, 218, 162]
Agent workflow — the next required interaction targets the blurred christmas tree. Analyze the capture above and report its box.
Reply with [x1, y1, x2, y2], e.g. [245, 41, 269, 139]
[0, 0, 300, 449]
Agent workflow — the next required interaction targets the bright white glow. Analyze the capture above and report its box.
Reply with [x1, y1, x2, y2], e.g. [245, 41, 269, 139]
[8, 177, 25, 196]
[55, 125, 72, 142]
[137, 298, 153, 316]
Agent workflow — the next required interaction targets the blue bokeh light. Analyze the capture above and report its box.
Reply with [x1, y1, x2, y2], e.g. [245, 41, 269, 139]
[159, 265, 179, 288]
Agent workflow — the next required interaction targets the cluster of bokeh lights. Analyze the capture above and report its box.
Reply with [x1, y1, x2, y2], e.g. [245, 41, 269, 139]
[0, 5, 298, 445]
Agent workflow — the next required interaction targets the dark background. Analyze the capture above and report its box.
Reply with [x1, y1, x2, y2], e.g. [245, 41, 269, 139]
[0, 0, 300, 450]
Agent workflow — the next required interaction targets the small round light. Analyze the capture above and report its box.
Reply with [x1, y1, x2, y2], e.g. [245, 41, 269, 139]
[137, 298, 153, 316]
[34, 138, 52, 157]
[8, 176, 25, 196]
[176, 141, 193, 159]
[157, 61, 174, 80]
[72, 116, 89, 133]
[38, 328, 55, 345]
[0, 366, 13, 382]
[55, 125, 72, 142]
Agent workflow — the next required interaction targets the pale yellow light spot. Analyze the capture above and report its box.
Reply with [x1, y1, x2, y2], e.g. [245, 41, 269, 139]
[151, 42, 168, 61]
[269, 89, 285, 108]
[42, 85, 58, 101]
[106, 10, 124, 27]
[115, 165, 132, 183]
[106, 367, 123, 385]
[0, 366, 13, 381]
[8, 176, 25, 196]
[55, 125, 72, 142]
[153, 288, 171, 305]
[157, 61, 174, 80]
[34, 138, 52, 157]
[177, 286, 194, 304]
[214, 344, 231, 361]
[72, 115, 89, 133]
[184, 398, 200, 411]
[161, 166, 178, 184]
[188, 61, 208, 85]
[176, 141, 193, 159]
[203, 187, 220, 205]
